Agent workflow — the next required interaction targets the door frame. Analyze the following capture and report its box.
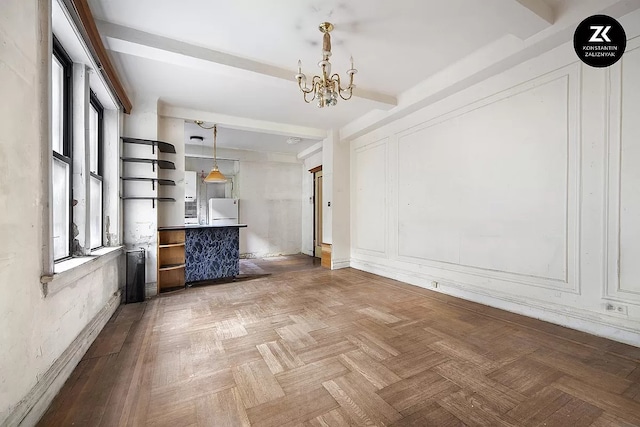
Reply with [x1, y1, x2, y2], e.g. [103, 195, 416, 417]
[309, 166, 322, 258]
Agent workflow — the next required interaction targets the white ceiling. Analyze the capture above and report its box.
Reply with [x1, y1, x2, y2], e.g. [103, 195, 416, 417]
[184, 121, 320, 155]
[87, 0, 639, 152]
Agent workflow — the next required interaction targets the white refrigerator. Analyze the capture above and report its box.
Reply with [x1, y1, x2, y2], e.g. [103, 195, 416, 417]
[208, 198, 239, 225]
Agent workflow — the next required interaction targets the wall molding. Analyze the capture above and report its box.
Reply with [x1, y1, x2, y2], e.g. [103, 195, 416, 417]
[350, 259, 640, 347]
[4, 292, 121, 426]
[604, 37, 640, 304]
[352, 137, 389, 257]
[386, 63, 581, 294]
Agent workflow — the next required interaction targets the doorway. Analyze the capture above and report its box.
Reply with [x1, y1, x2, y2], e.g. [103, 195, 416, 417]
[311, 167, 323, 258]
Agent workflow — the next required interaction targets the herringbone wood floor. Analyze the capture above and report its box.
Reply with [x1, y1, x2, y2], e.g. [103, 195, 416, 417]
[39, 255, 640, 426]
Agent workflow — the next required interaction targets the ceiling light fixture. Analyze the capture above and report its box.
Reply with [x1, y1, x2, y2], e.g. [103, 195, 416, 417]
[295, 22, 357, 108]
[194, 121, 227, 183]
[286, 137, 301, 145]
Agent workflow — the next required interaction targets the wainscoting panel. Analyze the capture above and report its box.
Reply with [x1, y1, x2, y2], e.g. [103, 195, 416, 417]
[395, 67, 580, 291]
[353, 139, 388, 256]
[606, 38, 640, 303]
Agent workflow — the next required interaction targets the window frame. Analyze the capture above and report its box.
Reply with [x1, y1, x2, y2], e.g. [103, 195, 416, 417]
[89, 90, 104, 249]
[52, 35, 74, 261]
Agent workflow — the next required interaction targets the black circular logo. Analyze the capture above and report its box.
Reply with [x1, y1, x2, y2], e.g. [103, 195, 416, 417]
[574, 15, 626, 67]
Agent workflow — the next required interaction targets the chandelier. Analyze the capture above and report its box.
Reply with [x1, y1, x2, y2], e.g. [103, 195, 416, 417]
[194, 121, 227, 183]
[295, 22, 357, 108]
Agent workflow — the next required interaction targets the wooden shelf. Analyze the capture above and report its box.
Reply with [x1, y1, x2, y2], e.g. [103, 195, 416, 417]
[122, 137, 177, 153]
[159, 263, 185, 271]
[159, 242, 185, 248]
[121, 177, 176, 186]
[158, 229, 186, 292]
[121, 157, 176, 170]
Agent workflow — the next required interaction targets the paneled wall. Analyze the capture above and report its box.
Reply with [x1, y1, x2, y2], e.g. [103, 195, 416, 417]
[350, 29, 640, 345]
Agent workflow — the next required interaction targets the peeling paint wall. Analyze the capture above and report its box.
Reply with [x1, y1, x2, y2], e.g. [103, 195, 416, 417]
[0, 1, 123, 423]
[238, 159, 303, 258]
[122, 99, 159, 286]
[157, 116, 185, 228]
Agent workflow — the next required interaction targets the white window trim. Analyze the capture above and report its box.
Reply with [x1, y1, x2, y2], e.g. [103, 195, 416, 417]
[43, 0, 122, 280]
[41, 246, 124, 298]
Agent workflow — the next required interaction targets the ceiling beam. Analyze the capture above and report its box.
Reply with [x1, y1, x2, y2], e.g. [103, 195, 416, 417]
[514, 0, 555, 25]
[297, 141, 323, 160]
[159, 104, 326, 140]
[96, 20, 397, 109]
[501, 0, 554, 39]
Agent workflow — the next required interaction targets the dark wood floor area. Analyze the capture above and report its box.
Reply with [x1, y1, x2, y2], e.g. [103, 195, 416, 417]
[39, 255, 640, 426]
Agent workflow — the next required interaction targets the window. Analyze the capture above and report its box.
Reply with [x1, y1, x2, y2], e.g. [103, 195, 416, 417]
[52, 36, 73, 261]
[89, 91, 103, 249]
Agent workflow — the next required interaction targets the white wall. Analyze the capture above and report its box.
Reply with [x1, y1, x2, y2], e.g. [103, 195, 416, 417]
[157, 116, 185, 227]
[185, 146, 303, 258]
[350, 12, 640, 346]
[238, 158, 302, 258]
[123, 99, 159, 286]
[322, 131, 350, 268]
[0, 1, 124, 424]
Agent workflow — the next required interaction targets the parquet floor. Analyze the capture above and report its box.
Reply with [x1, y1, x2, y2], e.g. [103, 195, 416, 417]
[39, 255, 640, 426]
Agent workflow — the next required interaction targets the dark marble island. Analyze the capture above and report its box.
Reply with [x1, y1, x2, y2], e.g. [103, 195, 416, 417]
[158, 224, 247, 286]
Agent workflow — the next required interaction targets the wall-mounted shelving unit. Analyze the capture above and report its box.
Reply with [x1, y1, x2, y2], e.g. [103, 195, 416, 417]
[120, 137, 178, 208]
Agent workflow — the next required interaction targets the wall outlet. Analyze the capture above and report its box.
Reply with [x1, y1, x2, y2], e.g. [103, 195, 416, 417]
[431, 281, 438, 288]
[605, 302, 628, 316]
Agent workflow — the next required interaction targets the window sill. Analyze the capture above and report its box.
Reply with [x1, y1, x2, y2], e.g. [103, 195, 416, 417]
[41, 246, 124, 297]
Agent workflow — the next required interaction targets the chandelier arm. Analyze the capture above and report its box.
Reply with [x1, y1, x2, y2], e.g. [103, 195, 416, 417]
[339, 89, 354, 101]
[298, 79, 314, 94]
[303, 90, 314, 103]
[330, 73, 355, 100]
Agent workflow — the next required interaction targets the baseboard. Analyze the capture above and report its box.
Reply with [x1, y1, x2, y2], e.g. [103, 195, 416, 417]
[4, 291, 121, 427]
[331, 258, 351, 270]
[240, 251, 303, 259]
[350, 258, 640, 348]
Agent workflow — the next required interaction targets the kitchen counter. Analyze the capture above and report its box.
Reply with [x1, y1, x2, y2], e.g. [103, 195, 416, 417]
[170, 224, 245, 284]
[158, 224, 247, 231]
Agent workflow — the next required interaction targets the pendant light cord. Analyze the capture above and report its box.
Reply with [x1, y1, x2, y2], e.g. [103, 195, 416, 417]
[213, 125, 218, 168]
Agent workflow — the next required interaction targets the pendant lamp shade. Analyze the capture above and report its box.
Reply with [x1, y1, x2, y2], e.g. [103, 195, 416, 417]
[204, 166, 227, 183]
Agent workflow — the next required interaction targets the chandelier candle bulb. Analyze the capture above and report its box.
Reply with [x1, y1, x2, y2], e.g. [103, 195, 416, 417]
[295, 22, 357, 108]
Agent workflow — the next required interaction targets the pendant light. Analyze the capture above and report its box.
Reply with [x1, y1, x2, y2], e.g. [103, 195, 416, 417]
[195, 121, 227, 183]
